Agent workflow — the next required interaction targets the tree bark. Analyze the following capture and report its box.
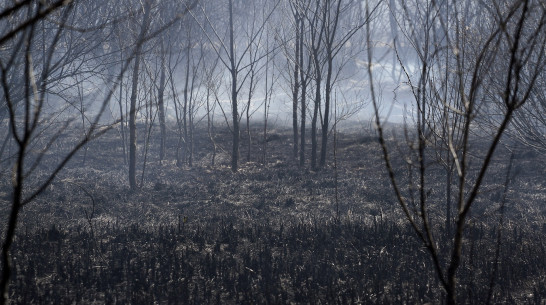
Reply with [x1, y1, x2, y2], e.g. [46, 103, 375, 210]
[206, 86, 216, 166]
[118, 50, 127, 165]
[182, 32, 191, 166]
[0, 147, 24, 305]
[246, 68, 255, 162]
[320, 0, 342, 168]
[158, 45, 167, 162]
[129, 2, 151, 191]
[299, 16, 307, 167]
[229, 0, 239, 172]
[128, 52, 141, 191]
[292, 15, 301, 160]
[311, 73, 320, 171]
[320, 51, 332, 168]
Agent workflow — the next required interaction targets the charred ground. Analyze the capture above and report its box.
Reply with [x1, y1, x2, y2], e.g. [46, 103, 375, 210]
[0, 123, 545, 304]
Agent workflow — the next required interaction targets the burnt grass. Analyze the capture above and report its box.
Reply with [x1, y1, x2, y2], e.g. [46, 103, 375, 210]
[1, 122, 546, 304]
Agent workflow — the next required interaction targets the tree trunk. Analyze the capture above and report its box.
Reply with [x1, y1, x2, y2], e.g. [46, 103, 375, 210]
[300, 79, 307, 167]
[263, 42, 271, 165]
[320, 0, 342, 168]
[246, 68, 255, 162]
[299, 18, 306, 167]
[231, 73, 239, 172]
[182, 35, 191, 166]
[206, 86, 216, 166]
[128, 2, 150, 191]
[229, 0, 239, 172]
[311, 42, 321, 171]
[311, 74, 320, 171]
[158, 50, 167, 162]
[170, 58, 183, 168]
[320, 51, 333, 168]
[292, 16, 300, 160]
[118, 50, 127, 165]
[0, 147, 25, 305]
[129, 52, 141, 191]
[446, 161, 453, 237]
[188, 83, 194, 167]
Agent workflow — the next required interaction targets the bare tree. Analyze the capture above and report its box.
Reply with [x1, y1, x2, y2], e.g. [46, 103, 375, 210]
[368, 1, 546, 304]
[157, 39, 167, 162]
[242, 8, 269, 163]
[203, 53, 222, 166]
[0, 1, 137, 302]
[318, 0, 370, 168]
[0, 1, 198, 301]
[283, 0, 305, 160]
[301, 0, 371, 170]
[127, 0, 198, 183]
[262, 28, 280, 165]
[306, 0, 327, 171]
[277, 0, 312, 166]
[190, 0, 279, 172]
[297, 2, 313, 167]
[496, 56, 546, 153]
[128, 0, 152, 191]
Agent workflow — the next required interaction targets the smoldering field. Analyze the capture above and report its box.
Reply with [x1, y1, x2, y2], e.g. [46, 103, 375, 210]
[0, 123, 544, 304]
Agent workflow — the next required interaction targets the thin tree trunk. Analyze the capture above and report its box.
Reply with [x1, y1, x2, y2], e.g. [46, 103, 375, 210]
[0, 126, 11, 167]
[118, 50, 127, 165]
[188, 84, 194, 167]
[311, 41, 321, 171]
[141, 106, 156, 187]
[229, 0, 239, 172]
[311, 74, 320, 171]
[246, 67, 255, 163]
[182, 35, 191, 166]
[310, 2, 325, 171]
[300, 79, 307, 167]
[206, 86, 216, 166]
[129, 53, 141, 191]
[78, 81, 88, 166]
[263, 102, 268, 165]
[128, 2, 151, 191]
[299, 18, 306, 167]
[320, 0, 341, 168]
[158, 44, 167, 162]
[263, 48, 271, 165]
[292, 16, 300, 160]
[320, 52, 332, 168]
[170, 64, 183, 168]
[0, 146, 24, 305]
[446, 161, 453, 237]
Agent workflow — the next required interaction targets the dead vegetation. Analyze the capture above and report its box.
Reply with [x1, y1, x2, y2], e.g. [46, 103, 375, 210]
[1, 124, 545, 304]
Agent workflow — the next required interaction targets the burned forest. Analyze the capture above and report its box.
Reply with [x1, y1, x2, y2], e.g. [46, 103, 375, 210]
[1, 0, 545, 304]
